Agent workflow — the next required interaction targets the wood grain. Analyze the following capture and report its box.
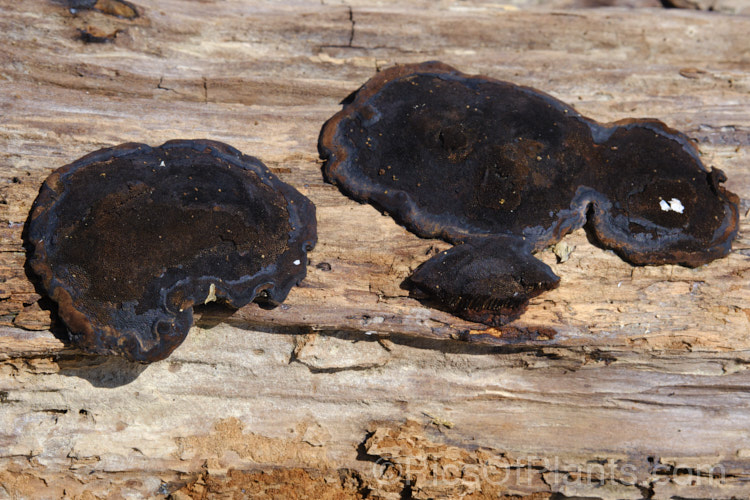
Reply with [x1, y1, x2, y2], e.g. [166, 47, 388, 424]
[0, 1, 748, 498]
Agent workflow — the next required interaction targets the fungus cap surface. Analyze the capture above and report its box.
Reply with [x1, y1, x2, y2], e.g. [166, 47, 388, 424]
[319, 62, 739, 325]
[28, 139, 316, 362]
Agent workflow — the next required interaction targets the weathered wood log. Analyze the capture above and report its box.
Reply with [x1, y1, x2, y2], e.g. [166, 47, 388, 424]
[0, 0, 748, 498]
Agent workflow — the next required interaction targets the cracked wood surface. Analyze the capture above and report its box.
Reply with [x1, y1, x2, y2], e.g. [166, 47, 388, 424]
[1, 0, 749, 498]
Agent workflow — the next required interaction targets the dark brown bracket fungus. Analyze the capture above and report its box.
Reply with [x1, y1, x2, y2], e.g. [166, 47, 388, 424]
[27, 140, 316, 362]
[319, 61, 739, 326]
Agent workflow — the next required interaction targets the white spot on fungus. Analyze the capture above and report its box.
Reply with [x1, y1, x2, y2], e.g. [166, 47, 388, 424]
[204, 283, 217, 304]
[669, 198, 685, 213]
[659, 197, 685, 214]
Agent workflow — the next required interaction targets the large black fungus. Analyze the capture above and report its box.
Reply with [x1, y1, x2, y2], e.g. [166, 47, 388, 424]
[319, 61, 739, 325]
[27, 140, 316, 362]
